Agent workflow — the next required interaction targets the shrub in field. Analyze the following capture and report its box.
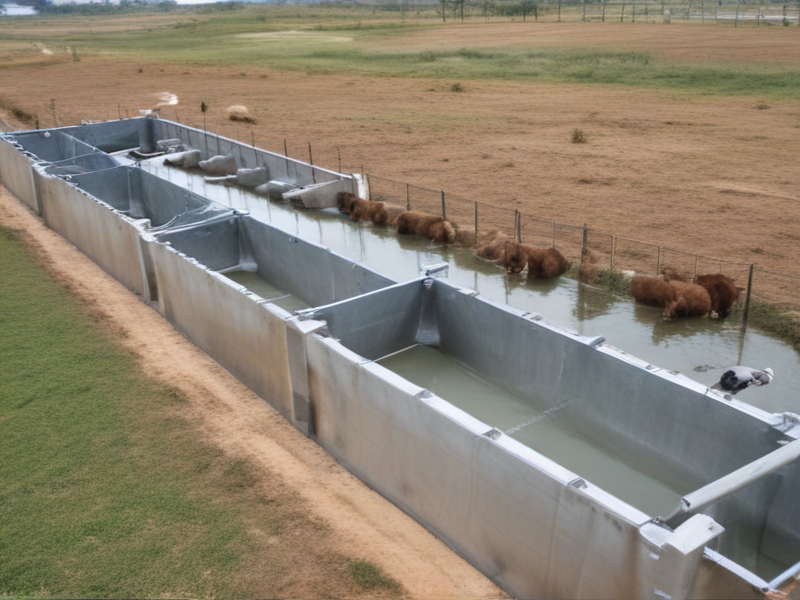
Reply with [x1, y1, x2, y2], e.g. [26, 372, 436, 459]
[571, 128, 586, 143]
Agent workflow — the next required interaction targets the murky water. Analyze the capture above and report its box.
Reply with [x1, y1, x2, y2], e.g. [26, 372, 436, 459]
[378, 344, 685, 517]
[139, 158, 800, 417]
[222, 270, 309, 313]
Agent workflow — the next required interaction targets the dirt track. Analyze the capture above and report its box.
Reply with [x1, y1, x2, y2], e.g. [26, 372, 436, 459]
[0, 185, 504, 599]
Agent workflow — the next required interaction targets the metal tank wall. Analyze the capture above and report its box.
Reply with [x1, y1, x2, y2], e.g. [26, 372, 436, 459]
[148, 214, 393, 420]
[0, 134, 40, 213]
[31, 167, 150, 297]
[152, 119, 352, 188]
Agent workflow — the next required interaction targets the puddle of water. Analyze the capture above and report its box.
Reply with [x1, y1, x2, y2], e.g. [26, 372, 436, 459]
[139, 158, 800, 416]
[222, 270, 308, 313]
[378, 344, 685, 517]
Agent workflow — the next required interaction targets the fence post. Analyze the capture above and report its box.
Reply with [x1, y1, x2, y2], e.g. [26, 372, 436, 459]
[610, 235, 616, 270]
[656, 246, 662, 276]
[741, 264, 755, 331]
[552, 221, 556, 247]
[694, 254, 699, 282]
[406, 183, 411, 210]
[735, 0, 740, 26]
[602, 0, 606, 20]
[474, 201, 479, 246]
[308, 142, 315, 184]
[441, 190, 447, 220]
[580, 223, 588, 273]
[515, 210, 521, 242]
[284, 139, 290, 173]
[582, 0, 586, 20]
[337, 147, 342, 173]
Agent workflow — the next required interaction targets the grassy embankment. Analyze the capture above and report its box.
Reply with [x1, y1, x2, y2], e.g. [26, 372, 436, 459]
[3, 6, 800, 99]
[0, 225, 401, 598]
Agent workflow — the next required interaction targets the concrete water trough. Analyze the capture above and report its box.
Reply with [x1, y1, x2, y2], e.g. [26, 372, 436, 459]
[2, 118, 800, 599]
[297, 276, 800, 597]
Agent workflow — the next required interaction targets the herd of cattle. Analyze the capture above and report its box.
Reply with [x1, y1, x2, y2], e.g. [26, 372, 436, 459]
[337, 191, 738, 320]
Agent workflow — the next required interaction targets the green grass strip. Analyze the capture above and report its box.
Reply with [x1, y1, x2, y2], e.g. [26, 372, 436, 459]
[0, 226, 262, 598]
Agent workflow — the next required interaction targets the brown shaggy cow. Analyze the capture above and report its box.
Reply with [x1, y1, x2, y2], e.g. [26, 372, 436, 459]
[503, 242, 534, 274]
[695, 274, 739, 319]
[661, 267, 690, 282]
[395, 211, 456, 243]
[371, 203, 405, 227]
[337, 191, 360, 215]
[527, 247, 569, 279]
[475, 231, 512, 263]
[453, 225, 476, 248]
[662, 281, 712, 319]
[630, 275, 677, 308]
[349, 198, 382, 222]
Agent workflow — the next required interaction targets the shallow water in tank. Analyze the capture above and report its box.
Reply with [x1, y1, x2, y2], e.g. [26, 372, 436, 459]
[222, 270, 308, 313]
[141, 159, 800, 416]
[378, 344, 686, 517]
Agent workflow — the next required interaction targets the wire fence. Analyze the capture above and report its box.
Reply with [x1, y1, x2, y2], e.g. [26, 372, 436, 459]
[366, 172, 800, 311]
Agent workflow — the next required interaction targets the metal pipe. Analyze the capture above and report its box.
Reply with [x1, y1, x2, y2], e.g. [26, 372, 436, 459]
[665, 438, 800, 526]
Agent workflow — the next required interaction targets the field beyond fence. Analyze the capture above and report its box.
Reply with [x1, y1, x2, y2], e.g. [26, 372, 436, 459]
[365, 172, 800, 335]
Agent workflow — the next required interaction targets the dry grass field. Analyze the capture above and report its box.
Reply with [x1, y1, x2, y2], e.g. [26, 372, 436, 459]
[1, 14, 798, 279]
[1, 8, 799, 596]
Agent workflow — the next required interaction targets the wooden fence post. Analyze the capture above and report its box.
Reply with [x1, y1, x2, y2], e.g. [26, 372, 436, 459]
[515, 210, 521, 242]
[552, 221, 556, 247]
[656, 245, 662, 276]
[741, 264, 755, 331]
[610, 235, 616, 270]
[580, 223, 588, 272]
[474, 201, 479, 246]
[406, 183, 411, 210]
[308, 142, 315, 184]
[441, 190, 447, 220]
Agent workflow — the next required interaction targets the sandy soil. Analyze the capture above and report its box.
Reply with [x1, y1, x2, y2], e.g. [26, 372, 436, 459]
[0, 186, 505, 599]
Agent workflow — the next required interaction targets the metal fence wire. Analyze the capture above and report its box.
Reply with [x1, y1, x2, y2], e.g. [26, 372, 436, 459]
[360, 174, 800, 307]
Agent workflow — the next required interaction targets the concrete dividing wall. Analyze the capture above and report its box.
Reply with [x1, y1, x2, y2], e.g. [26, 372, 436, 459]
[154, 120, 351, 188]
[149, 233, 296, 418]
[148, 214, 393, 418]
[61, 119, 141, 153]
[431, 282, 787, 490]
[0, 135, 39, 213]
[33, 167, 148, 297]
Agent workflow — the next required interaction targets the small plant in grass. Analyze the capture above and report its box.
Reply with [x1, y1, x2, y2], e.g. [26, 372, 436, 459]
[349, 560, 402, 593]
[71, 46, 80, 62]
[755, 103, 770, 110]
[750, 303, 800, 349]
[451, 82, 464, 92]
[571, 128, 587, 144]
[596, 269, 633, 296]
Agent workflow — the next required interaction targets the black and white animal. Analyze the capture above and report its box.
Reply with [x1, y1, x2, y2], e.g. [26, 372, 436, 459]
[712, 367, 774, 395]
